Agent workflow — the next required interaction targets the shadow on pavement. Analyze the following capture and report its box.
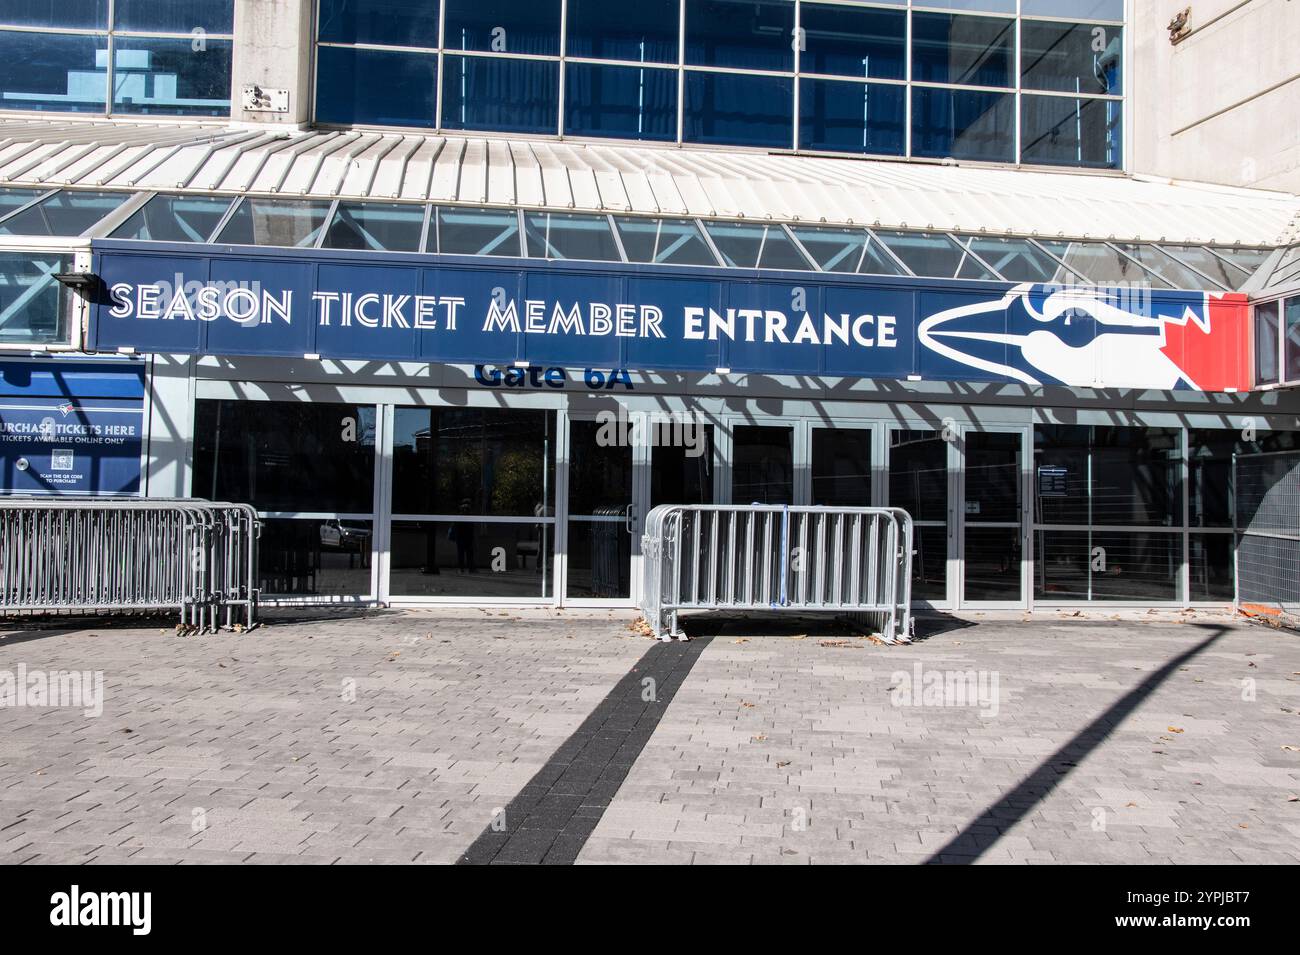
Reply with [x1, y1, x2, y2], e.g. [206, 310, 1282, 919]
[924, 623, 1229, 865]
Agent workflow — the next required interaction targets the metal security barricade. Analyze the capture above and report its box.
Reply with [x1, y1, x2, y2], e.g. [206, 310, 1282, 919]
[640, 505, 913, 642]
[0, 498, 260, 631]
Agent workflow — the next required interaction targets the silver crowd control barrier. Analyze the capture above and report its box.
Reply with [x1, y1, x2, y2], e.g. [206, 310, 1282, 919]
[640, 504, 913, 642]
[0, 497, 260, 631]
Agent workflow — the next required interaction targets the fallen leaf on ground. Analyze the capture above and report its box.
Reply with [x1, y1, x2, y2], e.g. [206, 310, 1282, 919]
[1167, 726, 1184, 733]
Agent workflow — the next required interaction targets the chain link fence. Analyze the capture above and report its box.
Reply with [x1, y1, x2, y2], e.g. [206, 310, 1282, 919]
[1233, 450, 1300, 621]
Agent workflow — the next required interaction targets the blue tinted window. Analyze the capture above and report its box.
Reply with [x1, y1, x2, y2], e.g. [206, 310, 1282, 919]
[875, 230, 996, 279]
[524, 212, 622, 261]
[112, 193, 232, 242]
[685, 0, 795, 72]
[0, 188, 43, 220]
[323, 201, 426, 251]
[443, 0, 561, 56]
[799, 78, 903, 155]
[115, 0, 233, 33]
[112, 37, 231, 116]
[912, 12, 1014, 88]
[706, 222, 810, 270]
[912, 86, 1014, 162]
[318, 0, 438, 47]
[1022, 0, 1121, 19]
[441, 55, 558, 134]
[1020, 94, 1121, 169]
[0, 190, 128, 236]
[919, 0, 1014, 11]
[0, 31, 105, 112]
[317, 45, 437, 127]
[615, 217, 719, 266]
[433, 206, 521, 256]
[799, 3, 905, 80]
[564, 63, 676, 141]
[0, 251, 72, 345]
[216, 198, 332, 247]
[1021, 20, 1121, 95]
[0, 1, 107, 29]
[566, 0, 679, 63]
[684, 71, 792, 148]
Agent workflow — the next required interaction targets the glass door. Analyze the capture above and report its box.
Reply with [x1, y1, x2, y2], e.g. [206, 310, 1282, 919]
[810, 425, 873, 505]
[386, 406, 556, 601]
[888, 427, 953, 606]
[731, 424, 795, 503]
[960, 427, 1030, 606]
[565, 416, 635, 601]
[648, 419, 715, 510]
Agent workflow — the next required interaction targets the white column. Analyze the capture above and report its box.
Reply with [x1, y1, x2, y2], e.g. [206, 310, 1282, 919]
[230, 0, 314, 126]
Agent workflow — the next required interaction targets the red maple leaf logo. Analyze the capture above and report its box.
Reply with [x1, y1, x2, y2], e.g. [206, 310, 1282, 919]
[1159, 293, 1251, 391]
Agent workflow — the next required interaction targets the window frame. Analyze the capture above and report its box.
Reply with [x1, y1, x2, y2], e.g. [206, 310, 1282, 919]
[310, 1, 1126, 171]
[0, 4, 236, 118]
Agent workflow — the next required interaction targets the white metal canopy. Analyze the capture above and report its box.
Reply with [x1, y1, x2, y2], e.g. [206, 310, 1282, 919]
[0, 119, 1295, 247]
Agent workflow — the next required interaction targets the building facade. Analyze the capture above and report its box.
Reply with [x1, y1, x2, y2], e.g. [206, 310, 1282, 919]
[0, 0, 1298, 613]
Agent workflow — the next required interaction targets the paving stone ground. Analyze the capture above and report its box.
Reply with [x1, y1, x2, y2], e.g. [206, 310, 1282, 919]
[578, 612, 1300, 865]
[0, 608, 647, 864]
[2, 607, 1298, 865]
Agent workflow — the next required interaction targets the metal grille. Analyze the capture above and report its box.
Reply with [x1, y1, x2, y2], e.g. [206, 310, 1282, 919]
[1233, 450, 1300, 613]
[640, 505, 913, 642]
[0, 498, 260, 631]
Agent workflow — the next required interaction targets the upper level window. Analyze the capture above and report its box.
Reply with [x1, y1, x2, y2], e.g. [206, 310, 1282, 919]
[0, 0, 233, 116]
[318, 0, 439, 47]
[313, 0, 1124, 170]
[911, 12, 1015, 88]
[566, 0, 679, 63]
[444, 0, 561, 56]
[799, 3, 906, 81]
[685, 0, 795, 72]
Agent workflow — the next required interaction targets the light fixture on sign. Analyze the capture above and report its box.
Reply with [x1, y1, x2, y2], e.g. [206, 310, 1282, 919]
[53, 271, 100, 292]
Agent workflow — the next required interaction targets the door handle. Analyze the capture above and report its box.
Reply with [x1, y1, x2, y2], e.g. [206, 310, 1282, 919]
[625, 504, 637, 535]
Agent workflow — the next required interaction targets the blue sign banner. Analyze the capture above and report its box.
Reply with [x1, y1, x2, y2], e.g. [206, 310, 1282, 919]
[0, 360, 145, 495]
[88, 241, 1235, 391]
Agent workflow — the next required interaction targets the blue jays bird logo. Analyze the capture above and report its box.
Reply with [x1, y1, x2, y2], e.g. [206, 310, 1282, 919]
[917, 283, 1249, 391]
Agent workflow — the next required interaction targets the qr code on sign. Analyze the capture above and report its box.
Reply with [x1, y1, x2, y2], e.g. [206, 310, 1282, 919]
[50, 449, 74, 471]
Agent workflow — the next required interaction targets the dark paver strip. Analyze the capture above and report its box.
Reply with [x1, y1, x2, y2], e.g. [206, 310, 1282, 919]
[458, 635, 714, 865]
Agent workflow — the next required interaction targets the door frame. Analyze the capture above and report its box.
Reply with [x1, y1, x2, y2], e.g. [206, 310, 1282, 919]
[954, 423, 1033, 610]
[882, 421, 957, 611]
[559, 406, 646, 608]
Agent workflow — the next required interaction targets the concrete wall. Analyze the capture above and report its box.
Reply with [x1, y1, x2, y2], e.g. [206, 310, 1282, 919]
[229, 0, 314, 126]
[1129, 0, 1300, 192]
